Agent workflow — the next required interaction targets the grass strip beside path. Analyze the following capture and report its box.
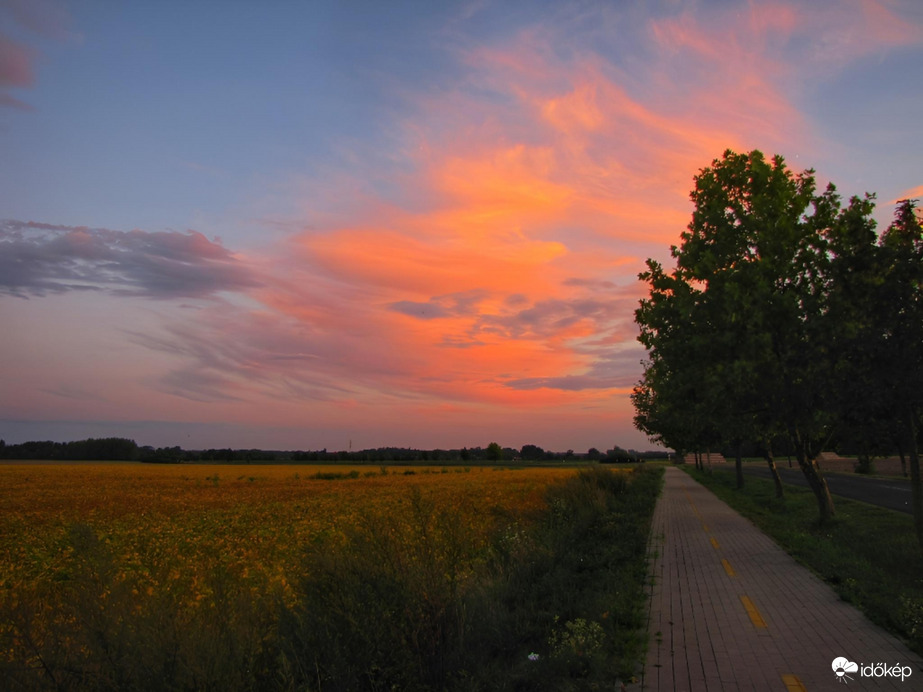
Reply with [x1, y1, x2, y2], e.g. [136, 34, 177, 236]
[682, 465, 923, 657]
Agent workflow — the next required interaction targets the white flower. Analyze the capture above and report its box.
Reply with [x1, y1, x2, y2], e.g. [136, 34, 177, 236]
[528, 652, 540, 662]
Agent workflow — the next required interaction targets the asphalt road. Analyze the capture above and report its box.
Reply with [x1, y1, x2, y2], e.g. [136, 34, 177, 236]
[737, 464, 915, 514]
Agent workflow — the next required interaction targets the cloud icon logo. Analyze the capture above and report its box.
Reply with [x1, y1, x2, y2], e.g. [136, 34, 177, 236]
[832, 657, 859, 683]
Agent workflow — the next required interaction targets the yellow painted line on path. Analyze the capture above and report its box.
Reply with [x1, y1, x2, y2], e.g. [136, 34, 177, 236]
[740, 595, 768, 629]
[683, 489, 702, 518]
[781, 673, 807, 691]
[710, 536, 720, 550]
[721, 558, 736, 577]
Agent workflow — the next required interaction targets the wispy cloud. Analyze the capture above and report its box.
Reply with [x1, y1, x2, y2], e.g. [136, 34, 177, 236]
[0, 34, 34, 88]
[893, 184, 923, 203]
[0, 221, 260, 299]
[0, 91, 32, 110]
[0, 0, 78, 111]
[2, 0, 80, 42]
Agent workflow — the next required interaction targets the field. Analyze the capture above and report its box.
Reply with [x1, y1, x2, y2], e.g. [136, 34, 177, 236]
[0, 463, 662, 691]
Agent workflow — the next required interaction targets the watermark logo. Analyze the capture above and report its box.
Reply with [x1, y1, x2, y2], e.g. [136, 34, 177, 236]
[832, 657, 913, 684]
[832, 657, 858, 684]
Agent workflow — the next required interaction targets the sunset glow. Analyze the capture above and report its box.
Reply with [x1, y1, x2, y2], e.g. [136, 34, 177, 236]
[1, 1, 921, 452]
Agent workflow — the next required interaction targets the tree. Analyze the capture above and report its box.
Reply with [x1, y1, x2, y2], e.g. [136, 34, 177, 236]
[824, 193, 890, 472]
[634, 256, 721, 468]
[878, 200, 923, 552]
[684, 151, 841, 508]
[520, 444, 545, 460]
[635, 150, 848, 521]
[486, 442, 503, 462]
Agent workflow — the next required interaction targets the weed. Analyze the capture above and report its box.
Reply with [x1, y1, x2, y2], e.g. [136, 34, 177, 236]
[309, 470, 361, 480]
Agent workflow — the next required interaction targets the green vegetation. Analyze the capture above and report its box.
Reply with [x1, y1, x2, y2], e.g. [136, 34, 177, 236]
[633, 149, 923, 535]
[684, 466, 923, 656]
[279, 465, 663, 691]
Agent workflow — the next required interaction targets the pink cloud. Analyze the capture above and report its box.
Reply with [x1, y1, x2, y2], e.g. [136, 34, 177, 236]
[0, 34, 34, 88]
[811, 0, 922, 62]
[0, 0, 79, 112]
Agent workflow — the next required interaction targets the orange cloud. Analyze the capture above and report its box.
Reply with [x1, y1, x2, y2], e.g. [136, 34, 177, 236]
[542, 82, 605, 135]
[201, 3, 821, 418]
[891, 184, 923, 203]
[91, 0, 922, 451]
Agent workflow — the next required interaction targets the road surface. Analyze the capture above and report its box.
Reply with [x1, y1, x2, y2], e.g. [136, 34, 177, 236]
[739, 464, 914, 514]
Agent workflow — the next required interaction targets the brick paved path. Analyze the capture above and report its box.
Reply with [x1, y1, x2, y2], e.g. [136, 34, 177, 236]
[640, 466, 923, 691]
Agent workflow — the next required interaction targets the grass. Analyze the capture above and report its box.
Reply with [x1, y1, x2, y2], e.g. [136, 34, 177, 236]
[682, 465, 923, 656]
[0, 463, 662, 691]
[455, 464, 664, 690]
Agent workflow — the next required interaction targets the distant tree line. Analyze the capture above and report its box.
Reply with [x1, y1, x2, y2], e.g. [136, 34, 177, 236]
[0, 437, 141, 461]
[633, 149, 922, 546]
[0, 438, 666, 464]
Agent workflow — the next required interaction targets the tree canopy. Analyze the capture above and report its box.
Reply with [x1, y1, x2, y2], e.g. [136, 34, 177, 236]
[633, 149, 923, 530]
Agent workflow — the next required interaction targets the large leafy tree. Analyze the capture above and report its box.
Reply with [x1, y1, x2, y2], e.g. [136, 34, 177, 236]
[634, 258, 719, 465]
[824, 193, 889, 471]
[878, 200, 923, 550]
[635, 150, 847, 521]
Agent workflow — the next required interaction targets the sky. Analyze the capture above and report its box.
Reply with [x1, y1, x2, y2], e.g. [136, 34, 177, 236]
[1, 0, 922, 454]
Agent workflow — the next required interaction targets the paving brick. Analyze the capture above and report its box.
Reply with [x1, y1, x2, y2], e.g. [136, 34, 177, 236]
[637, 467, 923, 690]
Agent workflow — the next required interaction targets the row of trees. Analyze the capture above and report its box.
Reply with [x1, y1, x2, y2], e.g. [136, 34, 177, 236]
[0, 438, 141, 461]
[0, 438, 661, 464]
[0, 439, 284, 463]
[632, 150, 922, 547]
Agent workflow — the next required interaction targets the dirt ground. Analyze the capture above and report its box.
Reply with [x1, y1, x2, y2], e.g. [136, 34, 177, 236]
[816, 454, 908, 476]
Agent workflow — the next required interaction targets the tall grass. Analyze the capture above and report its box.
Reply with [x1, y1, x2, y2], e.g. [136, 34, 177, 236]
[279, 465, 662, 691]
[461, 464, 662, 689]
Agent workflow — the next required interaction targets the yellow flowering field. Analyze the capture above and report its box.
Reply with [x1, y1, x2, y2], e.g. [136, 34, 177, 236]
[0, 462, 589, 688]
[0, 463, 663, 691]
[0, 463, 573, 596]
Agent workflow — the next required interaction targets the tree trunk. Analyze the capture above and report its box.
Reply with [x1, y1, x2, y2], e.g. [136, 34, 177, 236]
[907, 408, 923, 556]
[763, 444, 784, 499]
[735, 443, 744, 489]
[794, 441, 836, 522]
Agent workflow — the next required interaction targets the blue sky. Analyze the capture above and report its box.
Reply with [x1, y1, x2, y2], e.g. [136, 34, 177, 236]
[1, 0, 921, 452]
